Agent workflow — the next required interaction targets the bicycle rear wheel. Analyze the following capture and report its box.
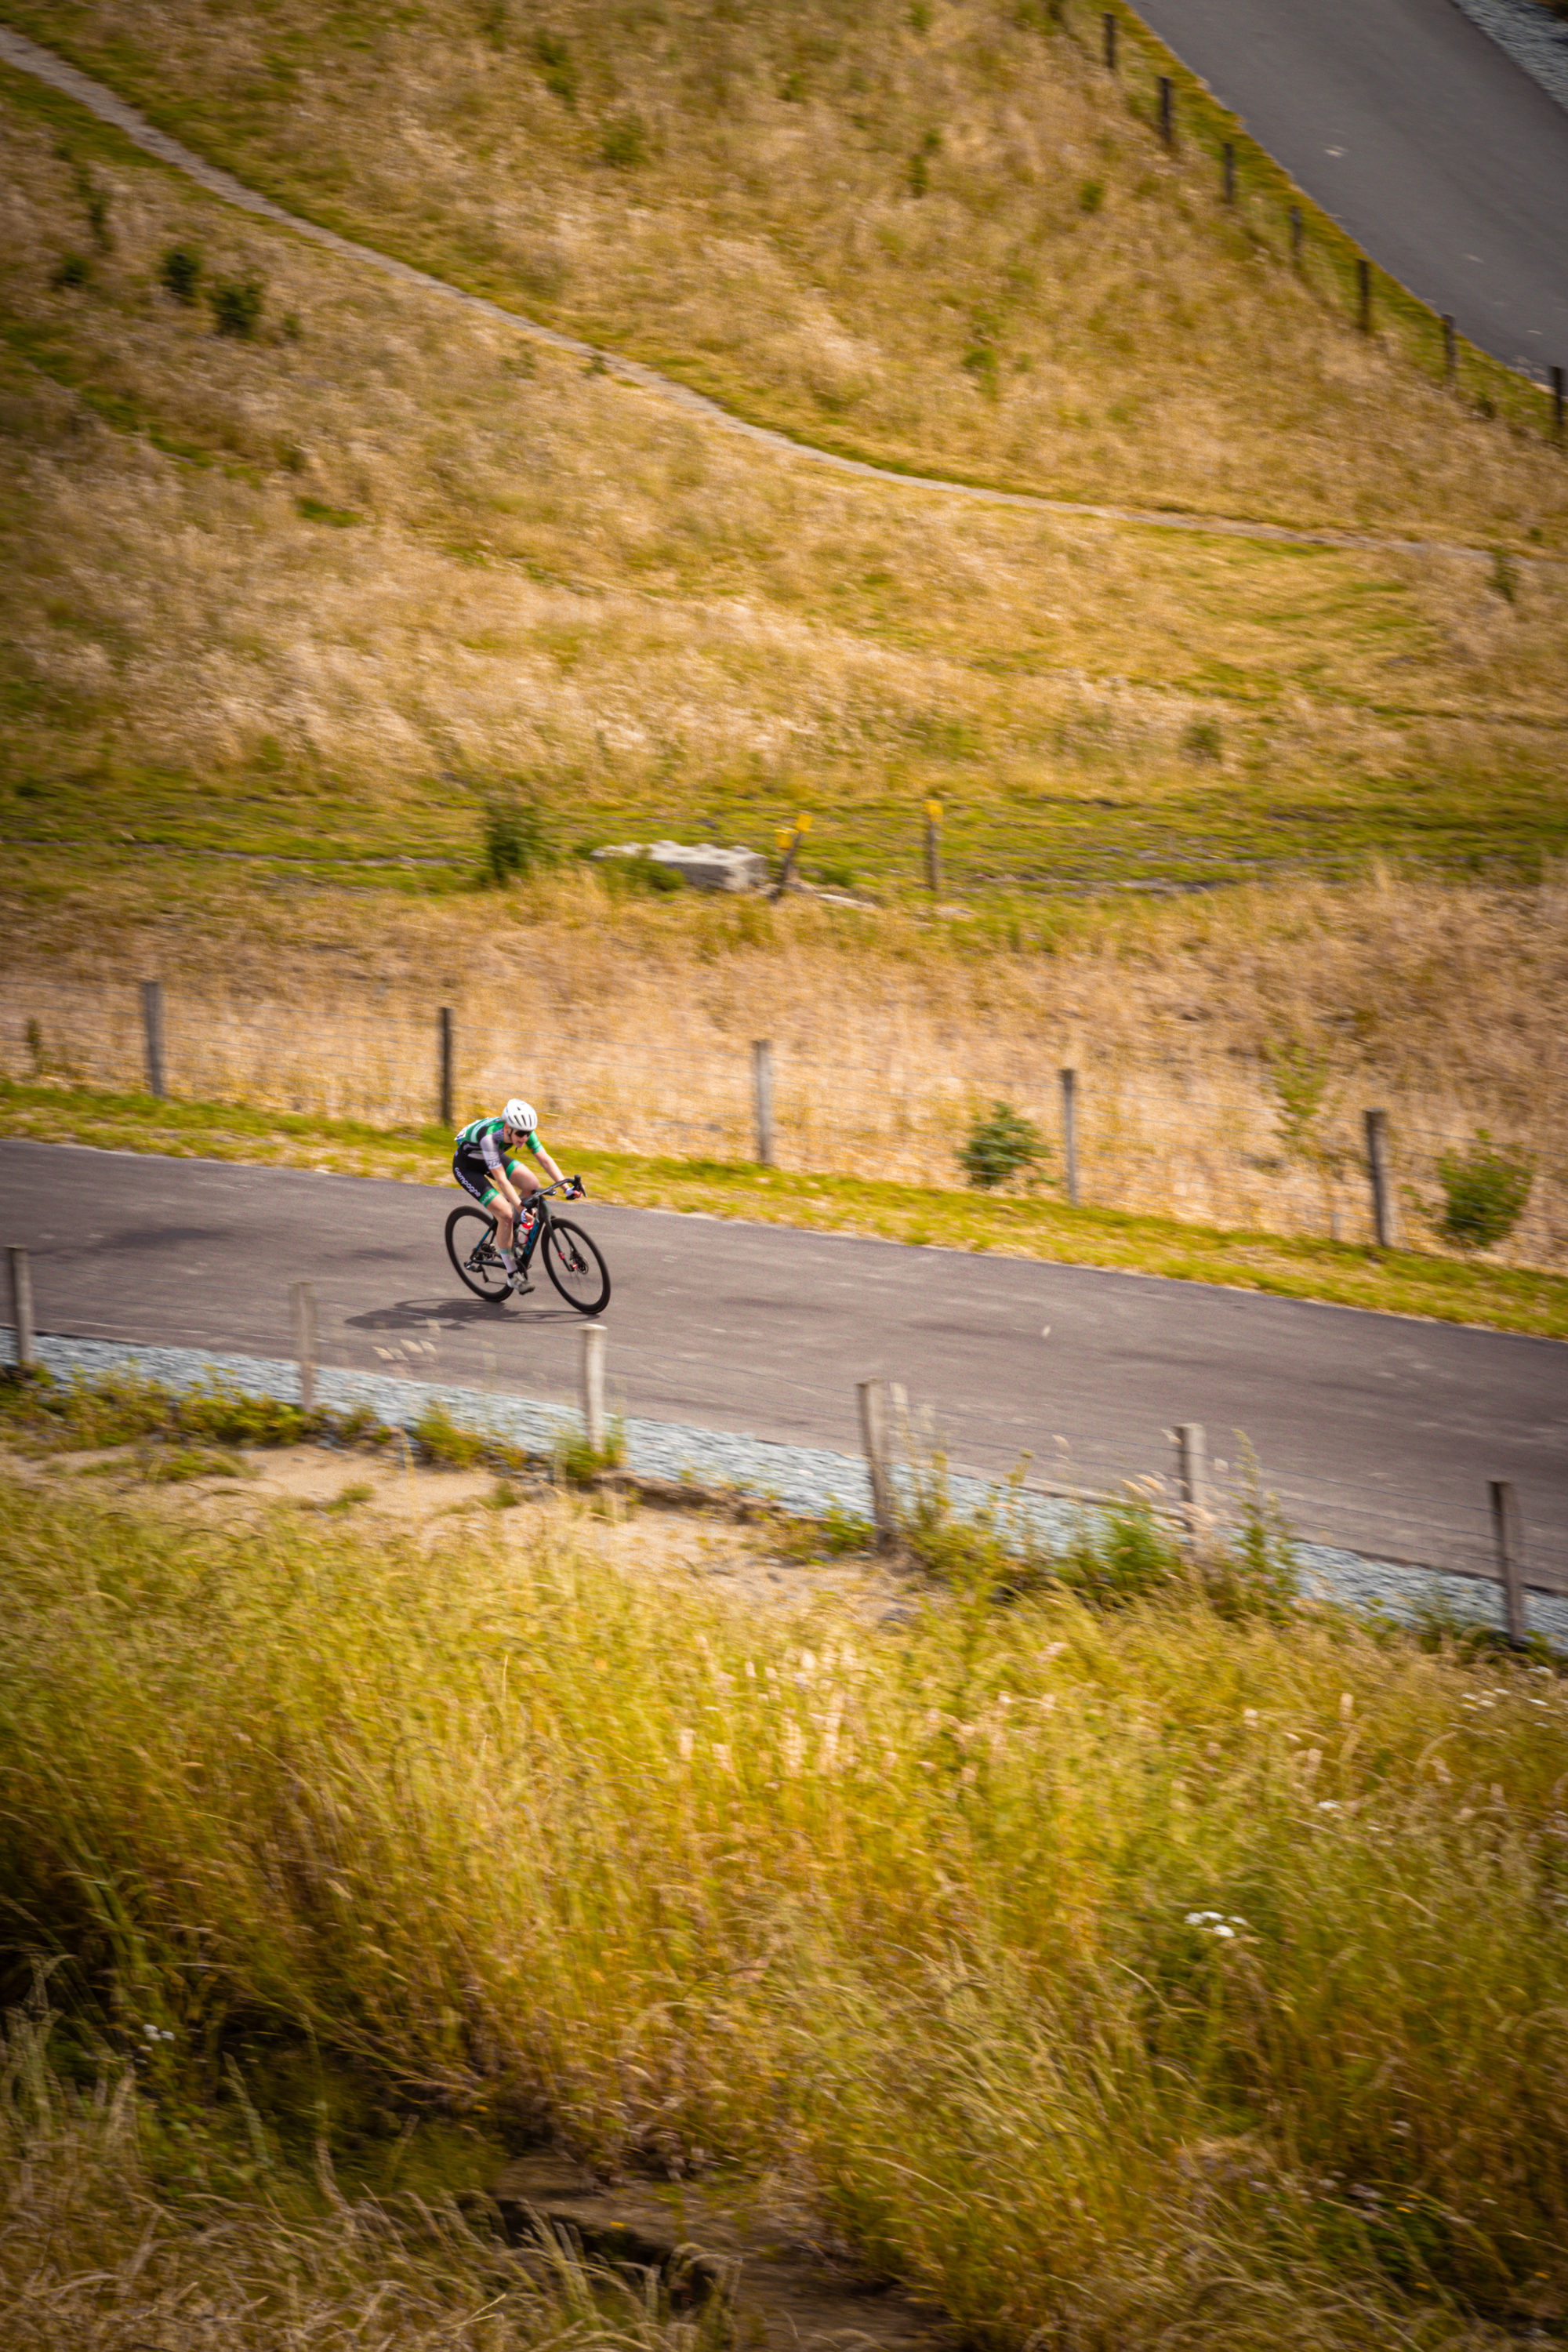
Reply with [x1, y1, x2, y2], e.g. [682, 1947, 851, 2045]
[445, 1203, 510, 1302]
[541, 1217, 612, 1316]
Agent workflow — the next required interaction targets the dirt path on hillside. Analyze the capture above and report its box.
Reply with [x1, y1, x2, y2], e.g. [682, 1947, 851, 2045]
[0, 21, 1537, 571]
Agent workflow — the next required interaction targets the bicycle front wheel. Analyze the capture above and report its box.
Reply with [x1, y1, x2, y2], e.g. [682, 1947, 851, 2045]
[541, 1217, 612, 1316]
[445, 1203, 510, 1302]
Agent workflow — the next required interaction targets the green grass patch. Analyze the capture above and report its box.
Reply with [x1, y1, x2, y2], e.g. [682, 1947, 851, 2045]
[2, 1469, 1565, 2347]
[2, 1077, 1565, 1338]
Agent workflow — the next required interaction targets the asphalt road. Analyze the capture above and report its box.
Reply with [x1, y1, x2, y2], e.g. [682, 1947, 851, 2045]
[1134, 0, 1568, 374]
[4, 1141, 1566, 1578]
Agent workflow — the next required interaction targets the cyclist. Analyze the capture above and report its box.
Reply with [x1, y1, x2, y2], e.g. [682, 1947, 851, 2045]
[452, 1098, 579, 1295]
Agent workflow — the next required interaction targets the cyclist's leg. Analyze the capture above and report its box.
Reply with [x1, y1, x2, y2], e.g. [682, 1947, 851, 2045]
[506, 1158, 546, 1265]
[454, 1152, 514, 1254]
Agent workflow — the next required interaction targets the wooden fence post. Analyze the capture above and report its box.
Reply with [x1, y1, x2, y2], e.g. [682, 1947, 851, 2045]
[752, 1040, 776, 1167]
[858, 1378, 899, 1551]
[1222, 142, 1236, 203]
[924, 799, 942, 899]
[1174, 1423, 1207, 1537]
[1357, 257, 1372, 334]
[290, 1279, 317, 1414]
[437, 1006, 454, 1129]
[1158, 75, 1174, 147]
[1442, 314, 1456, 383]
[1554, 365, 1565, 443]
[7, 1247, 34, 1372]
[1103, 10, 1117, 71]
[1289, 205, 1302, 258]
[1489, 1479, 1527, 1647]
[141, 979, 166, 1099]
[582, 1320, 606, 1455]
[1060, 1067, 1080, 1206]
[1364, 1109, 1396, 1249]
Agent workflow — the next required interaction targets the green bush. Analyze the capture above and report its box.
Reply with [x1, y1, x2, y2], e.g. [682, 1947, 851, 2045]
[209, 271, 264, 339]
[959, 1099, 1047, 1190]
[158, 245, 201, 303]
[1436, 1129, 1534, 1252]
[49, 252, 89, 292]
[599, 114, 648, 170]
[479, 793, 550, 884]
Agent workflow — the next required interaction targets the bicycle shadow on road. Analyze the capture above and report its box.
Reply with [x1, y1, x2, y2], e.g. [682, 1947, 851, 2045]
[346, 1295, 585, 1334]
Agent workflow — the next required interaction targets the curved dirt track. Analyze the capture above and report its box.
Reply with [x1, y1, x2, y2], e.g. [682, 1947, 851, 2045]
[0, 21, 1526, 568]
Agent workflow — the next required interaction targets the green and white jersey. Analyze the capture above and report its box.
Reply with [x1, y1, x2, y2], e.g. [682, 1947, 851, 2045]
[455, 1115, 544, 1170]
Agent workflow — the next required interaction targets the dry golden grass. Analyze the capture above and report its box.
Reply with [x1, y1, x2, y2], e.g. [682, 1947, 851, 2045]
[5, 864, 1566, 1266]
[10, 0, 1568, 542]
[2, 78, 1565, 895]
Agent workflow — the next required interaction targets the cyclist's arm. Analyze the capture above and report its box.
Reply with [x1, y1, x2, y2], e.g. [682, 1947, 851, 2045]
[532, 1141, 565, 1186]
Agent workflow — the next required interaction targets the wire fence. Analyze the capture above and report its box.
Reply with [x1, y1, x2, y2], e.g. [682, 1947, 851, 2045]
[3, 978, 1563, 1269]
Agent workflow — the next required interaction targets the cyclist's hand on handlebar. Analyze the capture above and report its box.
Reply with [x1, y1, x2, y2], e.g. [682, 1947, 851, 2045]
[570, 1174, 587, 1197]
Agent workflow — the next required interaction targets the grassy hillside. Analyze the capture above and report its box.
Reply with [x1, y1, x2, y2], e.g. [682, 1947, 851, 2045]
[9, 0, 1568, 534]
[2, 1458, 1566, 2350]
[1, 51, 1566, 906]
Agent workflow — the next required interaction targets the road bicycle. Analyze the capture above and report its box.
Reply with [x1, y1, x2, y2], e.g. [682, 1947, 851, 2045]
[445, 1177, 612, 1316]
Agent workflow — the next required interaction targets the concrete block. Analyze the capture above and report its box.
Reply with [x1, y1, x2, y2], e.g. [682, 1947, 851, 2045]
[591, 840, 767, 892]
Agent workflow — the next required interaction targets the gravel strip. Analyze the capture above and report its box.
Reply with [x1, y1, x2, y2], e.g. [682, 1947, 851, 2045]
[1448, 0, 1568, 112]
[7, 1331, 1564, 1650]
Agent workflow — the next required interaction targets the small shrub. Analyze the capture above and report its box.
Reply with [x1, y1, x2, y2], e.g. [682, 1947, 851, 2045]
[960, 1100, 1047, 1191]
[412, 1402, 488, 1469]
[209, 272, 264, 339]
[1182, 718, 1221, 760]
[479, 793, 550, 884]
[1261, 1033, 1333, 1161]
[49, 252, 89, 292]
[1436, 1130, 1533, 1252]
[1077, 176, 1105, 214]
[534, 29, 575, 104]
[1060, 1495, 1183, 1608]
[555, 1421, 627, 1483]
[600, 114, 648, 170]
[158, 245, 201, 303]
[811, 858, 857, 891]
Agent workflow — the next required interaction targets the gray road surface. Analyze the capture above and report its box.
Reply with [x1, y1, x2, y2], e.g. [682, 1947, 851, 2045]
[1134, 0, 1568, 373]
[3, 1141, 1565, 1581]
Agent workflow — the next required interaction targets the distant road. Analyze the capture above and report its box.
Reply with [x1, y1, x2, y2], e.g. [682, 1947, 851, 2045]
[4, 1141, 1566, 1584]
[1134, 0, 1568, 372]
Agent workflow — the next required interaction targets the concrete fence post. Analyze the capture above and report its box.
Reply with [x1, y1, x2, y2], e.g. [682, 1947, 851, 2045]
[858, 1378, 901, 1551]
[1489, 1479, 1527, 1647]
[290, 1279, 318, 1414]
[141, 979, 166, 1099]
[1060, 1067, 1080, 1206]
[7, 1247, 35, 1372]
[753, 1039, 776, 1167]
[583, 1320, 606, 1454]
[438, 1006, 454, 1129]
[1174, 1423, 1207, 1537]
[1364, 1109, 1396, 1249]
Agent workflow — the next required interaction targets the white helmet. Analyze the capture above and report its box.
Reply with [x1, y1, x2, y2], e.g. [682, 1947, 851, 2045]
[503, 1098, 538, 1133]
